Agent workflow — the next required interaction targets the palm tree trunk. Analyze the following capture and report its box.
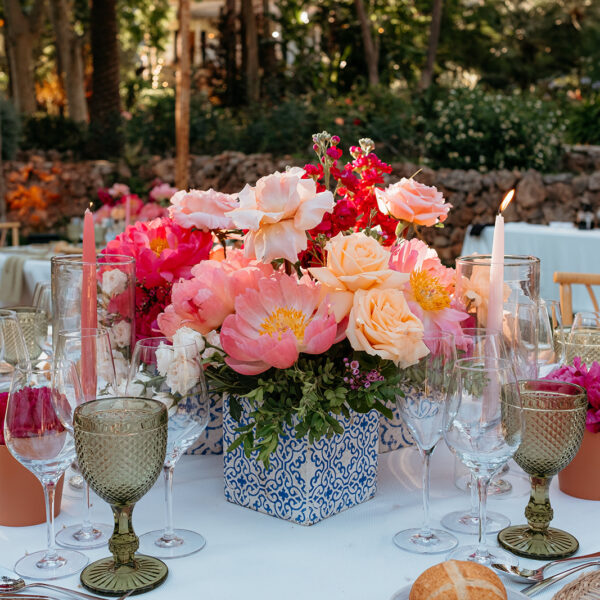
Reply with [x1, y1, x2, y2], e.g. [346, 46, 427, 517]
[175, 0, 191, 190]
[354, 0, 379, 87]
[241, 0, 260, 103]
[419, 0, 444, 90]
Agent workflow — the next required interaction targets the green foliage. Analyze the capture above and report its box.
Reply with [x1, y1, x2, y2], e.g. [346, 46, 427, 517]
[20, 113, 87, 156]
[206, 341, 398, 467]
[564, 94, 600, 146]
[419, 87, 566, 172]
[0, 99, 20, 160]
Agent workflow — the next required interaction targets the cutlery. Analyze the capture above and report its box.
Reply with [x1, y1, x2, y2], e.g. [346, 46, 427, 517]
[522, 561, 600, 596]
[492, 550, 600, 583]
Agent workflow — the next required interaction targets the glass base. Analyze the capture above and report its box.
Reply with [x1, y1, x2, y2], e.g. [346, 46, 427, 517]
[0, 566, 20, 590]
[80, 555, 168, 596]
[14, 549, 88, 580]
[497, 525, 579, 559]
[138, 529, 206, 559]
[447, 544, 518, 567]
[56, 522, 113, 549]
[393, 528, 458, 554]
[441, 509, 510, 535]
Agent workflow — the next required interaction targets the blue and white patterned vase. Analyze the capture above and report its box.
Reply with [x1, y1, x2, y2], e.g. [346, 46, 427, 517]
[378, 403, 414, 453]
[187, 389, 224, 455]
[223, 396, 379, 525]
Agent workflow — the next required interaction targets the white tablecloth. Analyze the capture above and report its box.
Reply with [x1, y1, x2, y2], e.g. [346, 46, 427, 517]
[0, 246, 52, 307]
[461, 222, 600, 313]
[1, 444, 597, 600]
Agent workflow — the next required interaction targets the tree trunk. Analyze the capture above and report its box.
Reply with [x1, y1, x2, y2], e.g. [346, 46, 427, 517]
[48, 0, 88, 122]
[241, 0, 260, 103]
[354, 0, 379, 87]
[3, 0, 46, 114]
[419, 0, 444, 90]
[0, 110, 5, 221]
[175, 0, 191, 190]
[89, 0, 121, 155]
[223, 0, 237, 106]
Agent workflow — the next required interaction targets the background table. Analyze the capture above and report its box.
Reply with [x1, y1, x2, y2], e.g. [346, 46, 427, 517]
[461, 222, 600, 313]
[0, 246, 52, 307]
[1, 444, 597, 600]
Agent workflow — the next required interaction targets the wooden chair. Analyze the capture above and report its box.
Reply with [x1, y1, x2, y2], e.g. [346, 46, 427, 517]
[0, 222, 20, 247]
[553, 271, 600, 326]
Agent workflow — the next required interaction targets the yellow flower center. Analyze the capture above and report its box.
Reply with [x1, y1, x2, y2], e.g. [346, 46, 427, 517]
[410, 270, 451, 312]
[259, 307, 308, 341]
[149, 236, 169, 257]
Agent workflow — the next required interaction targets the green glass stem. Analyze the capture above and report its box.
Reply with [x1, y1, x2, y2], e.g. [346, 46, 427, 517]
[524, 475, 553, 534]
[109, 504, 138, 568]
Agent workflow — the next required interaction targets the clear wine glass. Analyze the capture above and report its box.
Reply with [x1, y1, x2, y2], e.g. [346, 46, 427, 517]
[0, 309, 29, 393]
[445, 357, 523, 566]
[4, 365, 88, 579]
[34, 282, 53, 357]
[53, 328, 116, 550]
[127, 336, 210, 559]
[441, 328, 511, 535]
[537, 299, 562, 376]
[392, 331, 458, 554]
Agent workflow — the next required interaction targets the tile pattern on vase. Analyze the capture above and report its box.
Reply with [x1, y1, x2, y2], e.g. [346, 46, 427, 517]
[378, 402, 414, 453]
[223, 396, 378, 525]
[187, 391, 223, 455]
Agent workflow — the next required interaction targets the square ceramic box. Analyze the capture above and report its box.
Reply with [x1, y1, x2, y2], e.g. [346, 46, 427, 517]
[223, 396, 379, 525]
[187, 391, 224, 455]
[378, 403, 414, 453]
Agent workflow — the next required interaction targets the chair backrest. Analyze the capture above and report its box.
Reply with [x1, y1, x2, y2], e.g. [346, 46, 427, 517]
[553, 271, 600, 326]
[0, 222, 20, 247]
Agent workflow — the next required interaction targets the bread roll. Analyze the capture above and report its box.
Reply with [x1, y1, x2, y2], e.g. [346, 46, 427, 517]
[409, 560, 507, 600]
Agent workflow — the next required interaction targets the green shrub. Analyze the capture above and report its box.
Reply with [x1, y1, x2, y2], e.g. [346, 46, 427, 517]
[21, 114, 88, 156]
[419, 87, 566, 172]
[565, 94, 600, 145]
[0, 99, 20, 160]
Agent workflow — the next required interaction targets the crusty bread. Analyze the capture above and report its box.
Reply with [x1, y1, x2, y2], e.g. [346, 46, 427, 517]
[409, 560, 507, 600]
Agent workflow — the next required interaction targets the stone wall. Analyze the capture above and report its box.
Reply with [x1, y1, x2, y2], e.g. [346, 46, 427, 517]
[5, 147, 600, 260]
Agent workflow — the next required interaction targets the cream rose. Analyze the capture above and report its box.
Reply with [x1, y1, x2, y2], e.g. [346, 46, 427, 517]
[166, 354, 201, 396]
[156, 342, 173, 377]
[346, 287, 429, 367]
[173, 326, 205, 354]
[169, 188, 238, 231]
[101, 268, 128, 297]
[309, 232, 408, 321]
[110, 320, 131, 348]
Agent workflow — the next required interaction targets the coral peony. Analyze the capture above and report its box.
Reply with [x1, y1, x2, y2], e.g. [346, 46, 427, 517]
[220, 273, 337, 375]
[226, 167, 334, 263]
[375, 178, 450, 227]
[170, 188, 238, 231]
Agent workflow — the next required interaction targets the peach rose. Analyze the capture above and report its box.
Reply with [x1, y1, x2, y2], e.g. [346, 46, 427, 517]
[226, 167, 334, 263]
[169, 188, 238, 231]
[375, 178, 450, 227]
[309, 232, 408, 321]
[346, 287, 429, 367]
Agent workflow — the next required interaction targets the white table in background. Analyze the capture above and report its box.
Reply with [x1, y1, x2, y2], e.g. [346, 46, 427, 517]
[461, 222, 600, 313]
[0, 246, 52, 307]
[0, 444, 597, 600]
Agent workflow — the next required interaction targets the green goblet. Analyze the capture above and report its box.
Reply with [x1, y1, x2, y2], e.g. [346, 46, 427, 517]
[498, 380, 587, 559]
[73, 397, 168, 596]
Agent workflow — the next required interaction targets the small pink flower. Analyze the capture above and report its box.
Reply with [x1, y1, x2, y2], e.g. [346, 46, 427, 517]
[169, 188, 238, 231]
[108, 183, 130, 199]
[150, 183, 178, 203]
[375, 178, 450, 227]
[138, 202, 168, 222]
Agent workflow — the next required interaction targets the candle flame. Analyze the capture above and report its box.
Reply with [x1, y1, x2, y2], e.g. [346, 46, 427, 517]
[499, 189, 515, 213]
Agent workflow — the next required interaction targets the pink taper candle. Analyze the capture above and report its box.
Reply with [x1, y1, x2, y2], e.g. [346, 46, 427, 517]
[81, 209, 97, 401]
[487, 190, 515, 333]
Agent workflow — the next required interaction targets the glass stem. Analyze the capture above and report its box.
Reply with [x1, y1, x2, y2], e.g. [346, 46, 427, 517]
[469, 474, 478, 518]
[80, 482, 94, 534]
[162, 465, 175, 541]
[420, 448, 434, 536]
[476, 474, 491, 557]
[43, 480, 60, 561]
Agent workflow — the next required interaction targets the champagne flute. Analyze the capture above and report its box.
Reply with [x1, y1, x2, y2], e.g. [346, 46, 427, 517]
[127, 336, 210, 559]
[4, 365, 88, 579]
[392, 332, 458, 554]
[53, 328, 116, 550]
[445, 357, 523, 566]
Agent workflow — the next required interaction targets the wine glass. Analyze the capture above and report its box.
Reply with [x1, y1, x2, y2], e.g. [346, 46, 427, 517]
[392, 332, 458, 554]
[3, 365, 88, 579]
[74, 396, 168, 595]
[441, 328, 511, 535]
[537, 300, 562, 376]
[566, 313, 600, 365]
[445, 357, 523, 566]
[127, 337, 210, 559]
[53, 328, 116, 550]
[34, 282, 53, 357]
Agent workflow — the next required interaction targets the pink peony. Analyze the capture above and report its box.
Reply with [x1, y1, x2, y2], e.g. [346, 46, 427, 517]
[169, 188, 238, 231]
[375, 178, 450, 227]
[545, 357, 600, 433]
[138, 202, 169, 222]
[104, 217, 213, 288]
[109, 183, 130, 199]
[220, 273, 337, 375]
[158, 254, 275, 336]
[94, 204, 112, 223]
[226, 167, 334, 263]
[150, 183, 178, 203]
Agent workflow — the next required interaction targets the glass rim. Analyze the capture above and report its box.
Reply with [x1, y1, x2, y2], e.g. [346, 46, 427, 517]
[58, 327, 110, 340]
[0, 309, 17, 319]
[51, 253, 134, 267]
[453, 357, 514, 372]
[456, 254, 540, 267]
[135, 336, 197, 349]
[518, 379, 586, 397]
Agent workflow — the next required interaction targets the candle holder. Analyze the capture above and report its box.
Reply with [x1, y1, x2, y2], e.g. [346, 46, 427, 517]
[51, 254, 135, 378]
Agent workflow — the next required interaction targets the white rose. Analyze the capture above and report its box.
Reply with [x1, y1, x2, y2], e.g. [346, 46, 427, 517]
[166, 354, 201, 396]
[173, 326, 205, 354]
[112, 349, 130, 385]
[101, 269, 128, 297]
[202, 329, 223, 362]
[156, 343, 173, 377]
[110, 320, 131, 349]
[153, 390, 178, 416]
